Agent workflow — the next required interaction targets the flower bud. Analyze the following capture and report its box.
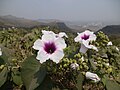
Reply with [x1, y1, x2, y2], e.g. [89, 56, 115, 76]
[70, 63, 79, 70]
[0, 65, 4, 70]
[85, 72, 100, 82]
[0, 48, 2, 56]
[107, 41, 113, 46]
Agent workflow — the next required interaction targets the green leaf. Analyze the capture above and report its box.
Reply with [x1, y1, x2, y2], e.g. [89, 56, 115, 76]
[0, 67, 8, 87]
[76, 73, 84, 90]
[12, 70, 23, 86]
[89, 59, 97, 70]
[106, 80, 120, 90]
[0, 46, 14, 65]
[21, 55, 46, 90]
[35, 76, 54, 90]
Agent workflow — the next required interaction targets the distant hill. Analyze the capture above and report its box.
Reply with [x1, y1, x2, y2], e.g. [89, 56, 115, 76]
[0, 15, 74, 32]
[98, 25, 120, 35]
[97, 25, 120, 46]
[47, 22, 74, 32]
[0, 15, 45, 28]
[37, 19, 61, 23]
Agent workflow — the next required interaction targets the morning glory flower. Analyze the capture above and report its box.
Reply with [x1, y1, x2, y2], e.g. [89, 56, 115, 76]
[85, 72, 100, 82]
[0, 48, 2, 56]
[33, 30, 67, 63]
[42, 30, 68, 38]
[74, 30, 98, 53]
[107, 41, 113, 46]
[70, 63, 79, 69]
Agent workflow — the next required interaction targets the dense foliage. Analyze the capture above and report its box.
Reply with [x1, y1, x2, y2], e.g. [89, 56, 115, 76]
[0, 27, 120, 90]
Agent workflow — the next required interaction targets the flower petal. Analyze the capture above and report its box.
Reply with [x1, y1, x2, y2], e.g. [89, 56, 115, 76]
[55, 38, 66, 49]
[74, 30, 96, 42]
[86, 72, 100, 82]
[84, 30, 96, 41]
[33, 39, 44, 50]
[36, 50, 49, 63]
[107, 41, 113, 46]
[80, 44, 88, 53]
[50, 50, 64, 63]
[74, 33, 82, 42]
[42, 30, 55, 35]
[58, 32, 68, 38]
[42, 33, 56, 42]
[82, 41, 98, 51]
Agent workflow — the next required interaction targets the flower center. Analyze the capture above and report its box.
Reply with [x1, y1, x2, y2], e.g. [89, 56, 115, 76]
[81, 34, 90, 40]
[44, 42, 56, 54]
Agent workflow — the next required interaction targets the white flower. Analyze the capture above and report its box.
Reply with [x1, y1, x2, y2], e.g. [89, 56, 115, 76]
[107, 41, 113, 46]
[74, 30, 98, 53]
[33, 30, 67, 63]
[12, 26, 15, 29]
[42, 30, 68, 38]
[0, 48, 2, 56]
[86, 72, 100, 82]
[70, 63, 79, 69]
[116, 47, 119, 51]
[93, 62, 97, 65]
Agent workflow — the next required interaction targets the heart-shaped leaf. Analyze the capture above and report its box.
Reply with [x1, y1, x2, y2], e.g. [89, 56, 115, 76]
[21, 55, 46, 90]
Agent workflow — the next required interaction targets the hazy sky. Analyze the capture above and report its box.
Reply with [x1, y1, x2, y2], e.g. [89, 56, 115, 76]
[0, 0, 120, 22]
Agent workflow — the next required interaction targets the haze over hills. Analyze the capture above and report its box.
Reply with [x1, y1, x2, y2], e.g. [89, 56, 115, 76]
[37, 19, 105, 32]
[0, 15, 74, 32]
[37, 19, 61, 23]
[0, 15, 120, 34]
[0, 15, 45, 28]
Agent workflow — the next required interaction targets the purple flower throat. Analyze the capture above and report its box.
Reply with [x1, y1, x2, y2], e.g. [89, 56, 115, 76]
[44, 42, 56, 54]
[81, 34, 90, 40]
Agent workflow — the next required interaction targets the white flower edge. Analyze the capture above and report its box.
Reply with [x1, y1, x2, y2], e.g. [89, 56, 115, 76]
[85, 72, 100, 82]
[107, 41, 113, 46]
[42, 30, 68, 38]
[80, 41, 98, 53]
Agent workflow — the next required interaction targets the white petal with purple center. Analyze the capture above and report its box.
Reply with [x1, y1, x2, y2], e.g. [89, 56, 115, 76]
[33, 30, 67, 63]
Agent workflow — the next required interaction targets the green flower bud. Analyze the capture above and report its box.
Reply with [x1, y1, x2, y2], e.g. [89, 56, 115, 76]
[0, 65, 5, 70]
[107, 68, 112, 73]
[63, 64, 67, 67]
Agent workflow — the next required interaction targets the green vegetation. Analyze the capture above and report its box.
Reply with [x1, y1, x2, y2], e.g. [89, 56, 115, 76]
[0, 26, 120, 90]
